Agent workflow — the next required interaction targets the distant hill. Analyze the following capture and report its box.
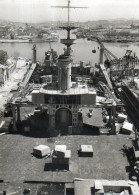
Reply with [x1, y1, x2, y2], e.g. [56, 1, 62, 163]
[0, 19, 11, 24]
[0, 18, 139, 27]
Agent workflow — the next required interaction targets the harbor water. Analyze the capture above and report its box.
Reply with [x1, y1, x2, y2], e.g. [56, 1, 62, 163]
[1, 30, 139, 65]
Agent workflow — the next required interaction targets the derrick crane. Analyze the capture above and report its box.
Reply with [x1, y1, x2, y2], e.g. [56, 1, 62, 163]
[94, 37, 119, 65]
[95, 38, 137, 77]
[123, 50, 137, 69]
[93, 38, 119, 133]
[93, 37, 119, 101]
[123, 49, 138, 86]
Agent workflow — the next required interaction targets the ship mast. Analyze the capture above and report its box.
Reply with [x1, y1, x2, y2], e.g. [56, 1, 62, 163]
[51, 0, 87, 55]
[51, 1, 87, 90]
[68, 0, 70, 28]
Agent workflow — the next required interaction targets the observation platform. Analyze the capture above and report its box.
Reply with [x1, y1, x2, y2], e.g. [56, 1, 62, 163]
[39, 86, 96, 95]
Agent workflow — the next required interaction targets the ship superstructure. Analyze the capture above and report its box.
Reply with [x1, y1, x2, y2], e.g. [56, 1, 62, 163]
[1, 1, 139, 195]
[32, 0, 96, 136]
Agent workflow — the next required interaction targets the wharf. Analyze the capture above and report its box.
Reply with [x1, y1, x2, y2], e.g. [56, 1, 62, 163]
[21, 63, 36, 89]
[0, 39, 58, 43]
[0, 59, 29, 111]
[0, 39, 32, 43]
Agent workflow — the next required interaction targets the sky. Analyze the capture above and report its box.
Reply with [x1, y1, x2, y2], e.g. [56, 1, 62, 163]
[0, 0, 139, 23]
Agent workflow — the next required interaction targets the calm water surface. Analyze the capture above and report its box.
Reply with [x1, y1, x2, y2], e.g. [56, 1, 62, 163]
[0, 31, 139, 65]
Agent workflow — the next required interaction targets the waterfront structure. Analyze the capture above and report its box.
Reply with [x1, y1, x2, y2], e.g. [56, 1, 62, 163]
[0, 58, 16, 85]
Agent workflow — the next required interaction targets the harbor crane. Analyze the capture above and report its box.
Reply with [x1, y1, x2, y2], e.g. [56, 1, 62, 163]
[94, 38, 138, 76]
[92, 37, 119, 101]
[93, 37, 119, 65]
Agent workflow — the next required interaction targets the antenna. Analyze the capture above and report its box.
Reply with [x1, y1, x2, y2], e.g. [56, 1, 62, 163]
[51, 0, 87, 28]
[68, 0, 70, 27]
[51, 0, 87, 55]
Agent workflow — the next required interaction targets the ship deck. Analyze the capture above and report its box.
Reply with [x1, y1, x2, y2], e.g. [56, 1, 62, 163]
[0, 133, 132, 192]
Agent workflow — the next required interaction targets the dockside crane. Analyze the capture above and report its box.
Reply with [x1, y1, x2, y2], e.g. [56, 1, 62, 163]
[94, 38, 138, 77]
[93, 37, 119, 65]
[92, 37, 119, 101]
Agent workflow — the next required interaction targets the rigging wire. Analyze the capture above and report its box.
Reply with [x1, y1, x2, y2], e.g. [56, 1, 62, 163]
[58, 7, 64, 27]
[74, 8, 80, 25]
[132, 1, 138, 25]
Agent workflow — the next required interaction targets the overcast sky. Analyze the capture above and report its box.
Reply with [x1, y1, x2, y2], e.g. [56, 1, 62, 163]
[0, 0, 139, 23]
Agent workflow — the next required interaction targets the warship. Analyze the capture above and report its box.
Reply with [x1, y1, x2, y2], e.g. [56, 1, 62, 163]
[0, 1, 139, 194]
